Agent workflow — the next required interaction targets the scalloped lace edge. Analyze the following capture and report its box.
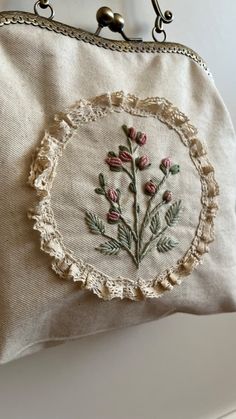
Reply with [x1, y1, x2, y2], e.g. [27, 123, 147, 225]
[27, 91, 219, 301]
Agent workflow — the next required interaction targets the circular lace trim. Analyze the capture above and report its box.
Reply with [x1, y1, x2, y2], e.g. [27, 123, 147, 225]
[28, 92, 219, 301]
[0, 11, 211, 76]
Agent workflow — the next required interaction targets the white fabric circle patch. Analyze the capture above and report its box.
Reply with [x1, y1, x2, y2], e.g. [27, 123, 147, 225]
[28, 92, 219, 301]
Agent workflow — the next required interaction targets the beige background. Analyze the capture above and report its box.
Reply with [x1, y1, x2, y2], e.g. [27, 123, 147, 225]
[0, 1, 236, 419]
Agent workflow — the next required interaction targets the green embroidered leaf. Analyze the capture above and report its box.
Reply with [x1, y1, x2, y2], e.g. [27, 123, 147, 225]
[150, 212, 161, 235]
[95, 188, 105, 195]
[119, 145, 130, 152]
[165, 200, 182, 227]
[85, 211, 105, 235]
[122, 124, 128, 136]
[118, 224, 132, 249]
[129, 182, 136, 193]
[116, 189, 121, 199]
[110, 166, 123, 172]
[107, 151, 117, 157]
[99, 173, 106, 188]
[96, 240, 121, 256]
[156, 236, 179, 253]
[160, 163, 167, 175]
[109, 203, 117, 212]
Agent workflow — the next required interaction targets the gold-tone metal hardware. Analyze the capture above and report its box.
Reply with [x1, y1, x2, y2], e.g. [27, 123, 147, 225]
[0, 11, 211, 76]
[34, 0, 54, 20]
[108, 13, 142, 42]
[95, 7, 114, 36]
[94, 7, 142, 42]
[151, 0, 173, 42]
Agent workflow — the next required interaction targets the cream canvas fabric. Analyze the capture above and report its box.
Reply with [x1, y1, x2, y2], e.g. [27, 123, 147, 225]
[0, 11, 235, 364]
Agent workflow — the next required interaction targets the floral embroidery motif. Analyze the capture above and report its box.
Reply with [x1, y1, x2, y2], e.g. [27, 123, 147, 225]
[28, 92, 219, 301]
[85, 125, 182, 268]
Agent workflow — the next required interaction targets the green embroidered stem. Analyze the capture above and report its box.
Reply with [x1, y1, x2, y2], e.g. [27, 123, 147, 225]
[139, 194, 155, 248]
[140, 226, 168, 261]
[157, 173, 168, 192]
[122, 167, 133, 180]
[127, 137, 140, 267]
[139, 174, 168, 249]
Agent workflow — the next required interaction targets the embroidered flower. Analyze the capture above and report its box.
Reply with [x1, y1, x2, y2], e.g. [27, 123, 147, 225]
[128, 127, 137, 141]
[106, 156, 123, 171]
[136, 132, 147, 146]
[136, 155, 151, 171]
[163, 190, 172, 203]
[107, 210, 120, 224]
[119, 151, 132, 162]
[85, 124, 182, 268]
[162, 157, 172, 168]
[160, 158, 181, 176]
[160, 157, 172, 174]
[144, 180, 157, 196]
[107, 188, 118, 202]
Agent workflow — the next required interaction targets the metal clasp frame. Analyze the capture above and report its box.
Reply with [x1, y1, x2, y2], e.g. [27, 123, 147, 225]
[151, 0, 174, 42]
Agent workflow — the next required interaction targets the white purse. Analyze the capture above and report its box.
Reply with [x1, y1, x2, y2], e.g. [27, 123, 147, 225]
[0, 1, 235, 363]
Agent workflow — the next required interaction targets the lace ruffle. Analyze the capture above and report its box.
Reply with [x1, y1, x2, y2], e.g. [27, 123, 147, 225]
[28, 91, 219, 301]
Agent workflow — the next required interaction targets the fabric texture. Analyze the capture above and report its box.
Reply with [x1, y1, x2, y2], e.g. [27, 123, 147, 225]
[0, 14, 236, 364]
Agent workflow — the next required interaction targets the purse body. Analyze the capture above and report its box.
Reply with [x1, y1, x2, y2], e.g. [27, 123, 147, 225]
[0, 11, 235, 363]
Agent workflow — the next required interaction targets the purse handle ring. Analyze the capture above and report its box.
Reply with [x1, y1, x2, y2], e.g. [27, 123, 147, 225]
[34, 0, 55, 20]
[151, 0, 173, 42]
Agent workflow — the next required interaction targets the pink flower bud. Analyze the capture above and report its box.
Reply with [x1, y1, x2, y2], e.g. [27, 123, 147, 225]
[128, 127, 137, 141]
[144, 180, 157, 196]
[136, 132, 147, 146]
[107, 211, 120, 224]
[163, 190, 172, 203]
[107, 188, 118, 203]
[161, 157, 172, 169]
[106, 157, 123, 170]
[137, 155, 151, 171]
[119, 151, 132, 162]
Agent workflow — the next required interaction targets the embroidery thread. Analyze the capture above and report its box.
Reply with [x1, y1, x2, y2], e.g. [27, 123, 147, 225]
[85, 125, 182, 268]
